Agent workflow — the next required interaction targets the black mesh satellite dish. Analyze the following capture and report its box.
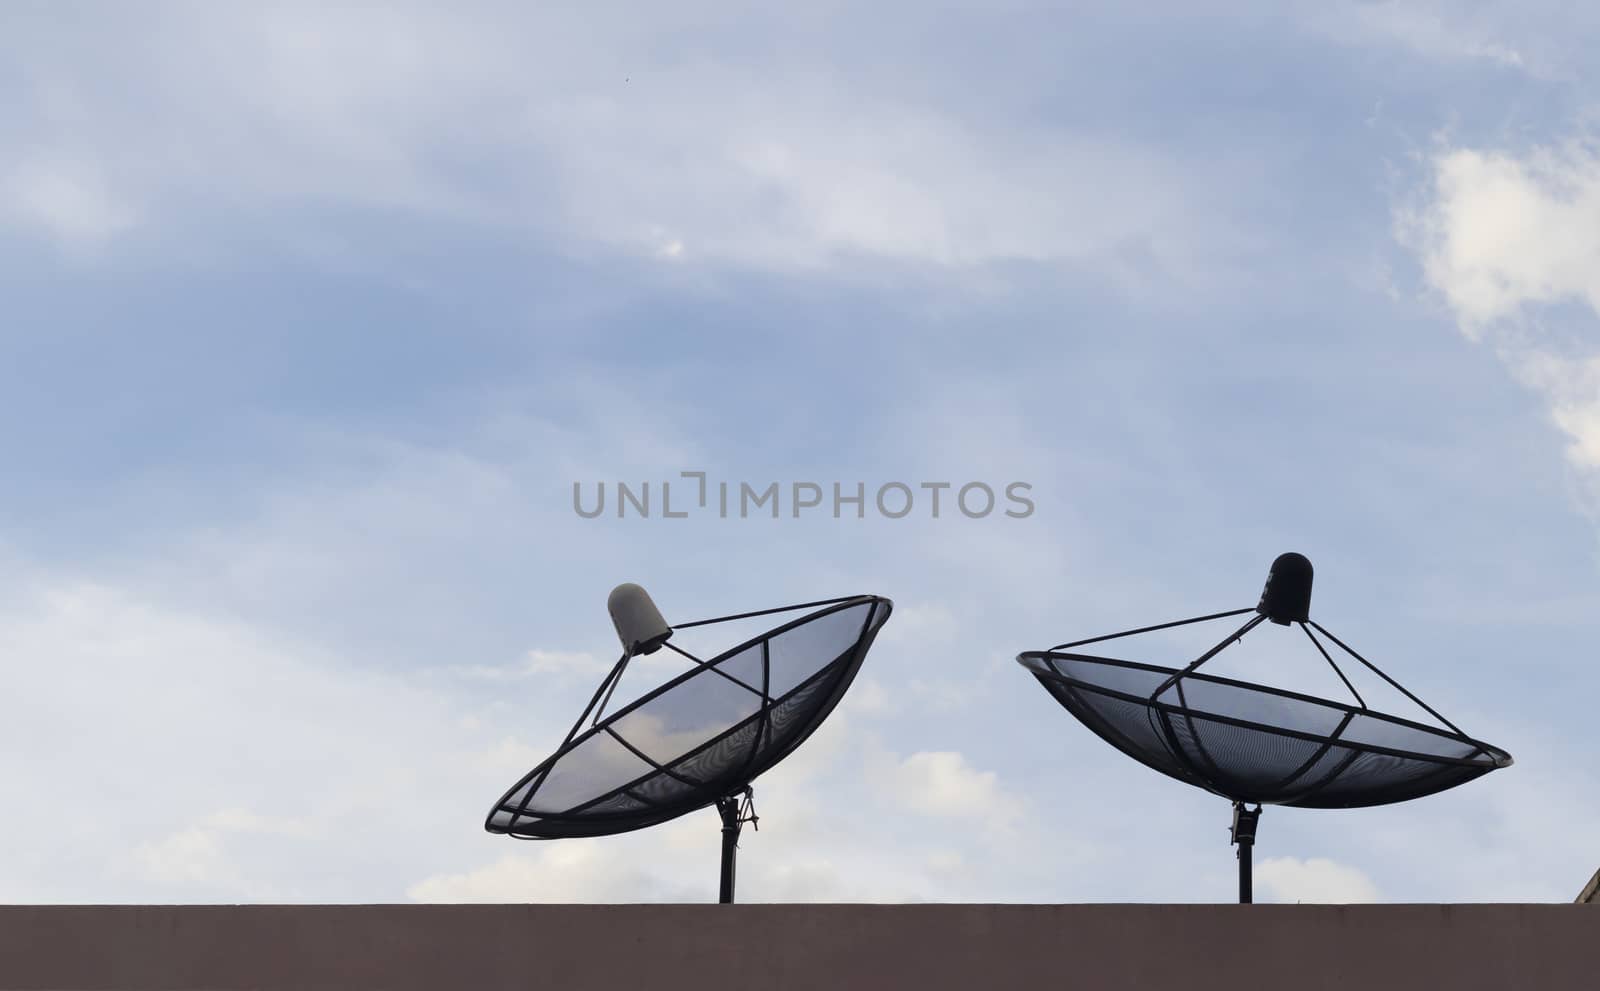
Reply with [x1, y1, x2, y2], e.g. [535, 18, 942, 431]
[1017, 553, 1511, 903]
[486, 585, 893, 903]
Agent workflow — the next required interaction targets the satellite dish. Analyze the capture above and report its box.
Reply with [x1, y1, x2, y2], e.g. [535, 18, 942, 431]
[1017, 553, 1511, 903]
[486, 586, 893, 903]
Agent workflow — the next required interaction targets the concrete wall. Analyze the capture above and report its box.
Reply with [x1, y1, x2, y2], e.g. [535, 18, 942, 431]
[2, 904, 1595, 990]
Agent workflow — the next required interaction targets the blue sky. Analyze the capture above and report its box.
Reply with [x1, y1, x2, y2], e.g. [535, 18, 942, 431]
[3, 2, 1600, 904]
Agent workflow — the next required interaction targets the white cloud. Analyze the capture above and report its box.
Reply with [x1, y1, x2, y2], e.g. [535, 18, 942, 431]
[0, 574, 520, 902]
[134, 828, 229, 886]
[1256, 856, 1381, 904]
[1401, 141, 1600, 502]
[1405, 145, 1600, 331]
[908, 678, 975, 713]
[0, 4, 1243, 285]
[2, 157, 137, 248]
[1313, 3, 1528, 71]
[452, 649, 610, 681]
[201, 808, 314, 836]
[407, 828, 940, 905]
[876, 602, 960, 648]
[406, 843, 700, 903]
[1510, 352, 1600, 470]
[872, 750, 1024, 826]
[0, 527, 1044, 904]
[132, 809, 313, 888]
[840, 674, 894, 716]
[472, 737, 546, 777]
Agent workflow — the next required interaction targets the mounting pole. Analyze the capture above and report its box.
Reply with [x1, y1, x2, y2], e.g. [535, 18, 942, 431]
[717, 796, 740, 904]
[1230, 802, 1262, 904]
[716, 787, 757, 904]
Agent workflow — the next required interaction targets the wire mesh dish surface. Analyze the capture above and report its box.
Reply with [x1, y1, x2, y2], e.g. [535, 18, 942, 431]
[488, 595, 892, 839]
[1018, 650, 1510, 809]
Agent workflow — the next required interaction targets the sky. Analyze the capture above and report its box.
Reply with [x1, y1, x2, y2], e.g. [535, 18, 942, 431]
[3, 1, 1600, 905]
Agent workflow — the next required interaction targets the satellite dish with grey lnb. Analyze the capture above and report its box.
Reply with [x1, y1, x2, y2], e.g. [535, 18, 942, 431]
[486, 584, 893, 903]
[1016, 553, 1511, 903]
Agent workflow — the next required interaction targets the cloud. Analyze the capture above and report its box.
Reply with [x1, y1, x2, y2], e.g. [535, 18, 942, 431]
[871, 750, 1025, 827]
[1510, 352, 1600, 471]
[1401, 141, 1600, 508]
[840, 674, 894, 716]
[406, 844, 701, 903]
[1312, 3, 1528, 72]
[875, 602, 960, 649]
[7, 3, 1594, 911]
[0, 573, 522, 902]
[134, 828, 229, 886]
[1256, 856, 1381, 904]
[407, 828, 941, 905]
[132, 810, 313, 888]
[471, 737, 547, 777]
[0, 523, 1042, 905]
[557, 105, 1223, 279]
[0, 4, 1243, 285]
[451, 649, 610, 681]
[2, 157, 137, 248]
[1404, 145, 1600, 331]
[908, 678, 975, 714]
